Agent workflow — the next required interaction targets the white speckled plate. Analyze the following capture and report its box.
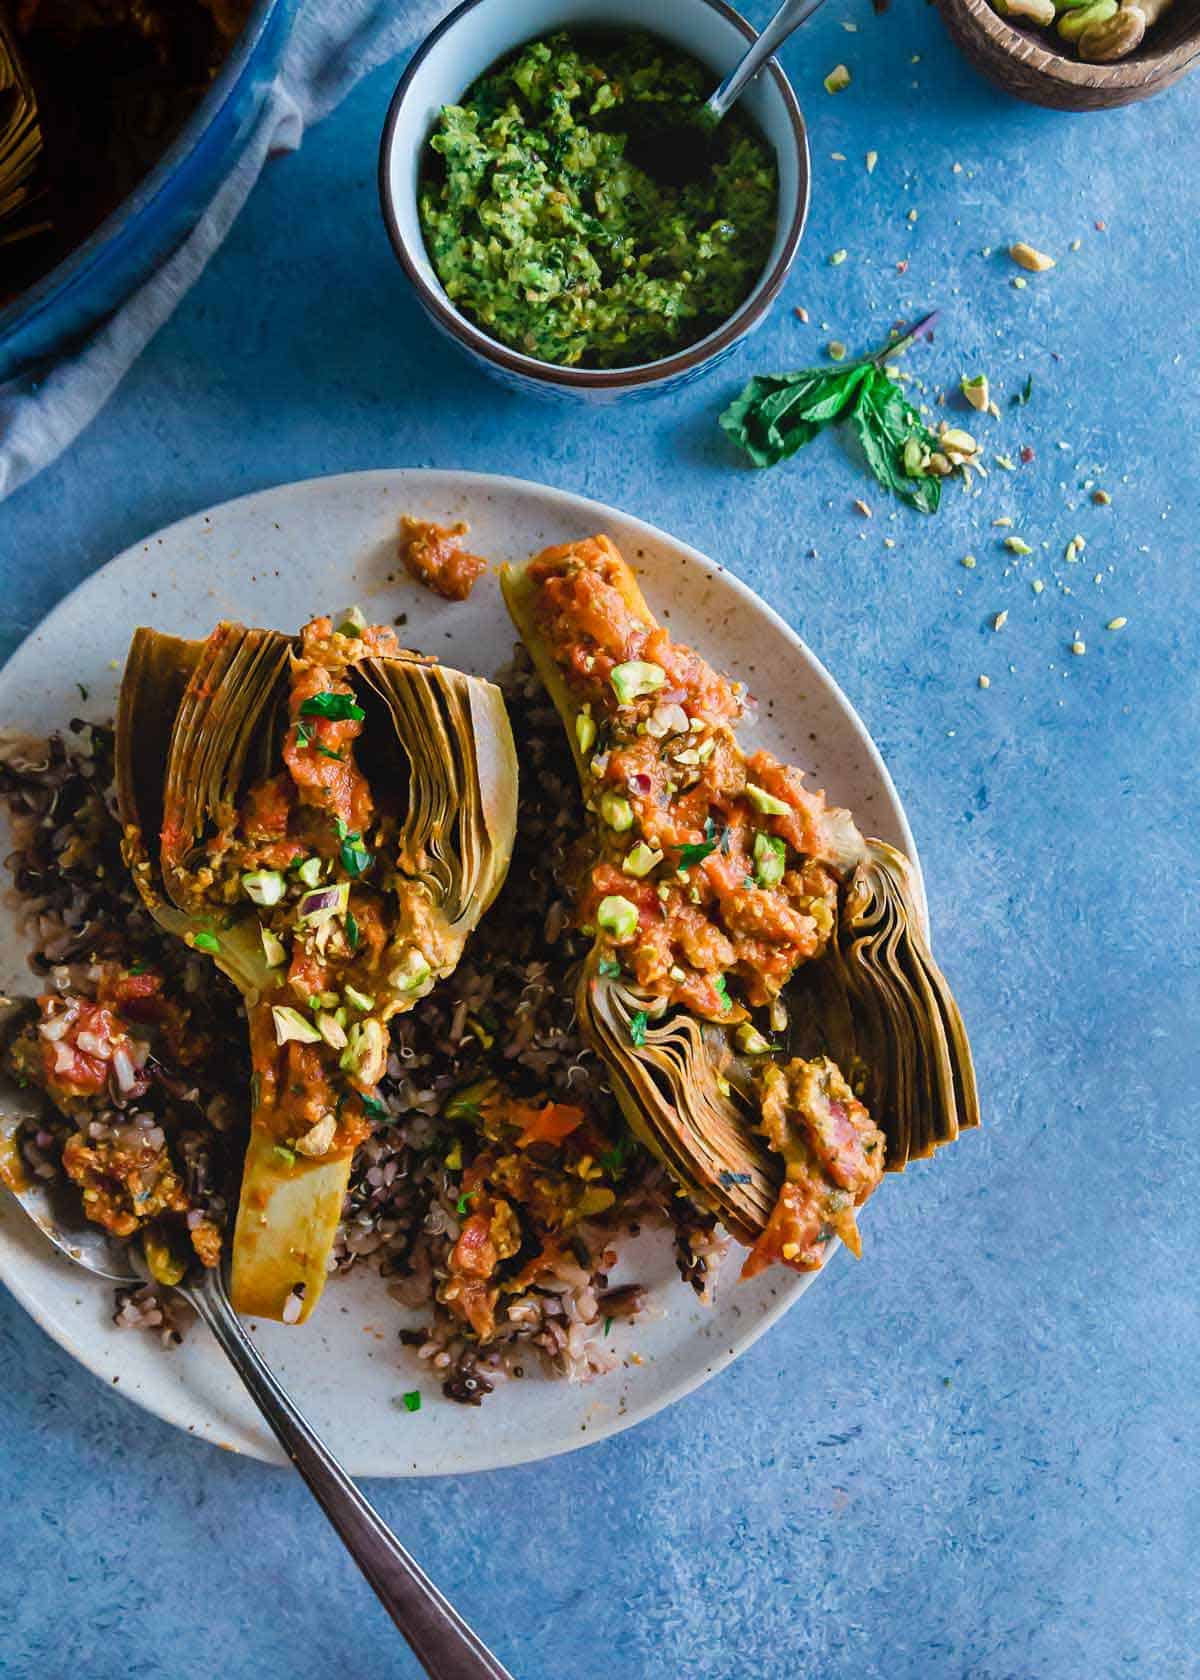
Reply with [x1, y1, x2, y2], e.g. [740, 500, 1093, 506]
[0, 470, 921, 1477]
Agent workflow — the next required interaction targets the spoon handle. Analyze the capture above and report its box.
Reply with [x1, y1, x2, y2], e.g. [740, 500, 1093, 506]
[706, 0, 833, 123]
[186, 1266, 515, 1680]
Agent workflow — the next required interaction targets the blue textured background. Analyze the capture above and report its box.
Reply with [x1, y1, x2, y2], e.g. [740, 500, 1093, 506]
[2, 4, 1198, 1676]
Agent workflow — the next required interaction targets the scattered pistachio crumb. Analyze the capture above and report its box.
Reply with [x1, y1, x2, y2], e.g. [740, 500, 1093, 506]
[866, 149, 878, 173]
[830, 151, 847, 161]
[1106, 617, 1127, 631]
[993, 516, 1014, 528]
[1012, 277, 1028, 290]
[962, 373, 990, 411]
[1004, 536, 1032, 555]
[1071, 639, 1086, 656]
[854, 498, 873, 518]
[993, 610, 1009, 631]
[824, 64, 852, 94]
[978, 674, 991, 689]
[994, 454, 1016, 471]
[1032, 579, 1044, 594]
[952, 161, 963, 175]
[842, 19, 858, 29]
[961, 554, 977, 569]
[907, 208, 919, 224]
[1069, 238, 1082, 251]
[827, 340, 847, 361]
[883, 537, 895, 549]
[1010, 242, 1055, 273]
[830, 248, 848, 265]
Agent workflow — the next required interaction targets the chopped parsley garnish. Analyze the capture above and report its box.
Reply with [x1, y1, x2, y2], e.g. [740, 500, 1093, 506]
[599, 1132, 635, 1177]
[75, 683, 88, 702]
[360, 1093, 389, 1120]
[274, 1145, 297, 1167]
[1012, 374, 1034, 407]
[712, 974, 732, 1012]
[401, 1390, 422, 1413]
[597, 956, 622, 978]
[455, 1192, 471, 1215]
[128, 961, 148, 976]
[629, 1010, 648, 1047]
[333, 816, 349, 839]
[314, 744, 344, 762]
[678, 837, 717, 868]
[192, 931, 220, 954]
[603, 1317, 614, 1337]
[339, 835, 372, 876]
[345, 909, 360, 950]
[299, 691, 365, 723]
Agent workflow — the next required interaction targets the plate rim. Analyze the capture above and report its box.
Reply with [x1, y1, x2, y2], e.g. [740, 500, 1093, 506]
[0, 467, 923, 1476]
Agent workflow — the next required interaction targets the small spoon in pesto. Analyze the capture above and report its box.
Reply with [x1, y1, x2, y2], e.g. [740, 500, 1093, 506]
[628, 0, 832, 187]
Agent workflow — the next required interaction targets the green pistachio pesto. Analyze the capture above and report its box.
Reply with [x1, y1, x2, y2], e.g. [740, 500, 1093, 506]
[418, 32, 778, 369]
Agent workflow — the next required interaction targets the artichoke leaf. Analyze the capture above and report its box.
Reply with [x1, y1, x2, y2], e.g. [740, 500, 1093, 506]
[579, 951, 778, 1242]
[808, 838, 979, 1165]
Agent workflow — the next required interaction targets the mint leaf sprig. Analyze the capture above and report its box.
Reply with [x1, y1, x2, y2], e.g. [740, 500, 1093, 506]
[718, 312, 950, 514]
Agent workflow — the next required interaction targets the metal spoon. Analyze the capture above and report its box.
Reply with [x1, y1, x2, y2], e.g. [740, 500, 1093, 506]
[625, 0, 832, 187]
[0, 1033, 514, 1680]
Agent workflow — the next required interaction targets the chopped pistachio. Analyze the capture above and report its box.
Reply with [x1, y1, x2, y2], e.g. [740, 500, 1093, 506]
[1010, 242, 1055, 272]
[1012, 277, 1028, 290]
[854, 498, 873, 518]
[746, 783, 791, 817]
[866, 149, 878, 173]
[575, 711, 596, 754]
[907, 208, 918, 223]
[824, 63, 852, 93]
[961, 373, 989, 412]
[1071, 639, 1087, 655]
[622, 841, 664, 879]
[1032, 579, 1045, 594]
[978, 675, 991, 689]
[827, 340, 847, 361]
[599, 791, 635, 832]
[993, 610, 1009, 631]
[1004, 536, 1032, 555]
[829, 248, 848, 266]
[1106, 617, 1127, 630]
[961, 554, 977, 569]
[993, 516, 1014, 528]
[994, 454, 1016, 471]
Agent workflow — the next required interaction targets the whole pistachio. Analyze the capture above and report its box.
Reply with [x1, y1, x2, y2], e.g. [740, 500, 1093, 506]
[995, 0, 1057, 21]
[1079, 0, 1147, 54]
[1057, 0, 1118, 38]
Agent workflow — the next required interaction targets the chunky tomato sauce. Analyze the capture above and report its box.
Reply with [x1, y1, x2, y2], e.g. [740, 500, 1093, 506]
[528, 536, 858, 1022]
[399, 517, 488, 603]
[162, 616, 419, 1161]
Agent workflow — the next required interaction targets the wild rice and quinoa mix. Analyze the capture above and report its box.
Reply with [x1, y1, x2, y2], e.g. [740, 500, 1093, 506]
[0, 652, 726, 1404]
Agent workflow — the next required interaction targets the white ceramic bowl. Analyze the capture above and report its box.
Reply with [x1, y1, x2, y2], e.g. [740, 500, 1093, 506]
[378, 0, 810, 402]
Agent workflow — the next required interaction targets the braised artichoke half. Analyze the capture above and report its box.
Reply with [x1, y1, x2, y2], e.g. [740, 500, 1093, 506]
[117, 615, 517, 1320]
[0, 14, 43, 256]
[501, 537, 977, 1277]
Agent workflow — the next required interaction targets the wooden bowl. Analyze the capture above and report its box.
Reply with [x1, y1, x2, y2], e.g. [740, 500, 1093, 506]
[938, 0, 1200, 108]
